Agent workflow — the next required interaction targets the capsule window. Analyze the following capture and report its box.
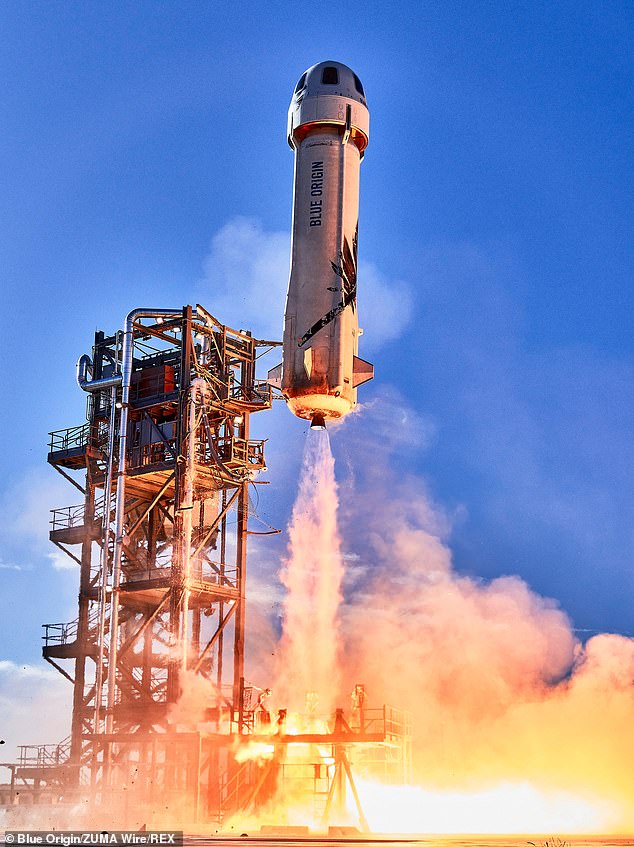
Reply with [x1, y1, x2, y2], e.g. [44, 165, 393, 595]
[294, 72, 307, 93]
[321, 66, 339, 85]
[353, 73, 365, 96]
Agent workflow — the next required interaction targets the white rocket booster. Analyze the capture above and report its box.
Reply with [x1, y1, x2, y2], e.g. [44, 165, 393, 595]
[269, 61, 373, 427]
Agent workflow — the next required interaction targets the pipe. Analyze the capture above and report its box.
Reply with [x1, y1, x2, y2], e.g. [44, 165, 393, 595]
[77, 343, 122, 733]
[180, 378, 203, 671]
[76, 354, 122, 392]
[93, 383, 118, 735]
[105, 307, 195, 736]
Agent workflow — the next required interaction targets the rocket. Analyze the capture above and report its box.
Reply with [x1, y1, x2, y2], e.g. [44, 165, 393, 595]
[268, 61, 374, 428]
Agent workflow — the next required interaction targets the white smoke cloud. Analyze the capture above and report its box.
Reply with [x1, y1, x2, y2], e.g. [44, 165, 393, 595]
[0, 559, 31, 572]
[0, 467, 75, 569]
[197, 217, 289, 341]
[47, 549, 77, 571]
[196, 216, 412, 348]
[332, 393, 634, 831]
[356, 259, 412, 350]
[0, 660, 71, 761]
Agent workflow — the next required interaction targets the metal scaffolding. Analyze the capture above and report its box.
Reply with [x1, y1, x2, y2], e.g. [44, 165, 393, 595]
[41, 305, 276, 818]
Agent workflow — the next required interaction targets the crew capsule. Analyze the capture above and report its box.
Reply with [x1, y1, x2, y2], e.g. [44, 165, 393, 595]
[269, 61, 374, 426]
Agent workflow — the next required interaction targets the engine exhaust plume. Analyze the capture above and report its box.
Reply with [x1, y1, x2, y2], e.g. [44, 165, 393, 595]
[274, 427, 343, 713]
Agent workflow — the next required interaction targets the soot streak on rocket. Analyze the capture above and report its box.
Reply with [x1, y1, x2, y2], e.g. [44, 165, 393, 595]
[297, 225, 358, 348]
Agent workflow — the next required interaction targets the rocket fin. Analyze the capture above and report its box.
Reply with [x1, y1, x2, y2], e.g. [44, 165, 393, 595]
[267, 362, 283, 389]
[303, 347, 313, 378]
[352, 355, 374, 388]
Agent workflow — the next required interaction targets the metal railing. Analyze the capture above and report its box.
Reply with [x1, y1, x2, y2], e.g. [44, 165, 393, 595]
[50, 503, 86, 531]
[197, 562, 238, 589]
[252, 379, 273, 404]
[120, 565, 172, 585]
[18, 736, 71, 768]
[49, 424, 91, 453]
[43, 605, 103, 647]
[214, 436, 266, 469]
[119, 563, 237, 591]
[49, 423, 110, 454]
[49, 498, 105, 532]
[228, 379, 272, 406]
[383, 705, 412, 740]
[42, 620, 77, 646]
[349, 705, 412, 741]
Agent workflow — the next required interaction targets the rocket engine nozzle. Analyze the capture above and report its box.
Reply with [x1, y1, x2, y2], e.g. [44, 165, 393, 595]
[310, 413, 327, 430]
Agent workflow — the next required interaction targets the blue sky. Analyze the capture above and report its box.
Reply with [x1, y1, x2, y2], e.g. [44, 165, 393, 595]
[1, 0, 632, 684]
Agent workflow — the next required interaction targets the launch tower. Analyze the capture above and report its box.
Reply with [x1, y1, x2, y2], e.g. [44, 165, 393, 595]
[41, 306, 274, 818]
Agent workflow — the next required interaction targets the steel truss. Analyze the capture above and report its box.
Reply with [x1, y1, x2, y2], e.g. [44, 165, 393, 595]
[43, 305, 277, 816]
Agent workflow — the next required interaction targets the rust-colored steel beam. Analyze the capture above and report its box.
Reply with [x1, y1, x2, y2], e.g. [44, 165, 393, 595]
[193, 601, 236, 673]
[125, 472, 175, 540]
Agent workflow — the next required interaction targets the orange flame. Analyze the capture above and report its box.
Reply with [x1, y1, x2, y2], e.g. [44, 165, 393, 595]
[264, 429, 634, 835]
